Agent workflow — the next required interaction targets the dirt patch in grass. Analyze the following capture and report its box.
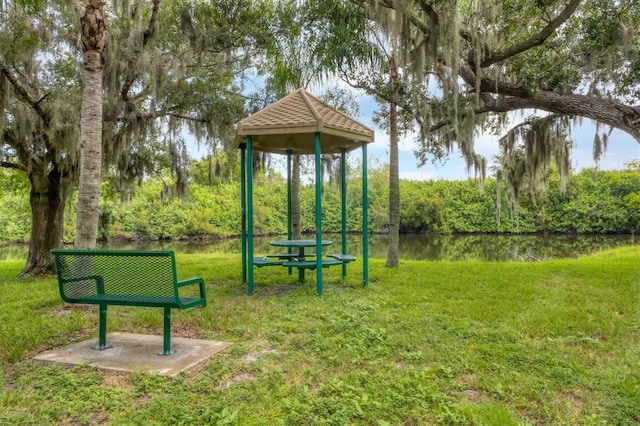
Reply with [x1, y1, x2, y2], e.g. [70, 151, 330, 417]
[458, 373, 483, 402]
[101, 371, 135, 391]
[56, 304, 98, 314]
[215, 372, 256, 389]
[461, 388, 482, 402]
[245, 348, 278, 364]
[257, 283, 299, 297]
[172, 322, 204, 338]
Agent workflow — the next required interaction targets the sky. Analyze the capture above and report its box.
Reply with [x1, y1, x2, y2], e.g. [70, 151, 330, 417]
[353, 94, 640, 181]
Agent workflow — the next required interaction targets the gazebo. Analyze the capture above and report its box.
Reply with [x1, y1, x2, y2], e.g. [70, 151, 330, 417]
[235, 88, 375, 295]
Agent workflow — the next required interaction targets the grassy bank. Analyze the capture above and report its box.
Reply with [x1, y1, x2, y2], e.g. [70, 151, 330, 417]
[1, 248, 639, 425]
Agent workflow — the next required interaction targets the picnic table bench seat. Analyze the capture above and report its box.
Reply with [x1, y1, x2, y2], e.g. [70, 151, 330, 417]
[265, 253, 300, 260]
[281, 259, 343, 270]
[254, 253, 318, 267]
[253, 257, 287, 267]
[327, 253, 356, 263]
[51, 249, 206, 355]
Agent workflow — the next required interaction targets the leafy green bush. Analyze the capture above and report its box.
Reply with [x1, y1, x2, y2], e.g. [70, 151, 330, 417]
[1, 163, 638, 243]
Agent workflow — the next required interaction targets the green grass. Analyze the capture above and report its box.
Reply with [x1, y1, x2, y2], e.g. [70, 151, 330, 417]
[1, 247, 639, 425]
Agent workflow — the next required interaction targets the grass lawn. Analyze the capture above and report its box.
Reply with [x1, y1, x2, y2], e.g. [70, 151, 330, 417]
[0, 247, 639, 425]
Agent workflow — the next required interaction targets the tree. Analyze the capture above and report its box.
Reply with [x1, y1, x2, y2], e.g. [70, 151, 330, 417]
[1, 0, 274, 275]
[1, 4, 81, 275]
[386, 55, 400, 266]
[358, 0, 639, 197]
[75, 0, 108, 249]
[306, 0, 412, 266]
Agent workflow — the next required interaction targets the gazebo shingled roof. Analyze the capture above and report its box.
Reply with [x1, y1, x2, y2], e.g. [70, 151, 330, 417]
[235, 88, 375, 154]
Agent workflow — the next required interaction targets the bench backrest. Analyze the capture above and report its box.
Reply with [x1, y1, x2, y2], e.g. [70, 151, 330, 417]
[52, 249, 179, 303]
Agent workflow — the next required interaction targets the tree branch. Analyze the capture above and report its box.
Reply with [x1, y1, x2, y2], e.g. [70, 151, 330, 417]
[142, 0, 161, 46]
[0, 61, 50, 124]
[1, 161, 28, 172]
[415, 0, 439, 27]
[429, 79, 640, 142]
[121, 0, 161, 101]
[367, 0, 434, 37]
[167, 112, 210, 123]
[480, 0, 581, 68]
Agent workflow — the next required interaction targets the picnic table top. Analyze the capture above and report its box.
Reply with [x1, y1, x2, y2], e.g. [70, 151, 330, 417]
[270, 239, 332, 248]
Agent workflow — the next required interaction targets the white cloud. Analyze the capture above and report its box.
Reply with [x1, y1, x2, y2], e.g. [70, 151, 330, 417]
[400, 169, 437, 181]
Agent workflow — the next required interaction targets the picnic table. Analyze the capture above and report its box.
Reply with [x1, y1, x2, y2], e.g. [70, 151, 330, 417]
[269, 239, 339, 282]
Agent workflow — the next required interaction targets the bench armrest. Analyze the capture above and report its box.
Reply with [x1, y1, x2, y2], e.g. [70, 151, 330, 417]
[58, 274, 105, 302]
[175, 277, 207, 308]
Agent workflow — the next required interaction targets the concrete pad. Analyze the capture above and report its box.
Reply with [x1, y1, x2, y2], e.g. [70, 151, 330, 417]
[33, 332, 228, 377]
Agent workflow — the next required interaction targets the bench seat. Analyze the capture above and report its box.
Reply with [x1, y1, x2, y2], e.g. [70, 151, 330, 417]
[265, 253, 299, 260]
[281, 259, 343, 270]
[253, 257, 285, 267]
[327, 253, 356, 263]
[73, 294, 204, 308]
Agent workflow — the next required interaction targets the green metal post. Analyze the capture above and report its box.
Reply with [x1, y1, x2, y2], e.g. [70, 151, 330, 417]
[341, 148, 347, 277]
[247, 136, 254, 295]
[240, 144, 247, 283]
[158, 307, 176, 355]
[92, 304, 113, 350]
[315, 132, 323, 295]
[362, 142, 369, 287]
[287, 150, 293, 275]
[287, 150, 292, 241]
[298, 247, 305, 283]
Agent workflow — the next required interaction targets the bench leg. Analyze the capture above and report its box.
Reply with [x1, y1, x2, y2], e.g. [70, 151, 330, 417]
[92, 304, 113, 351]
[158, 307, 176, 356]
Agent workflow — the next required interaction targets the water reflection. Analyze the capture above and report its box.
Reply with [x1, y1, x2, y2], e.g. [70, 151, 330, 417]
[1, 234, 638, 261]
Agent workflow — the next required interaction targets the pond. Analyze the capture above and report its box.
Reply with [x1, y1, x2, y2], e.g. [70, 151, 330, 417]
[1, 234, 638, 262]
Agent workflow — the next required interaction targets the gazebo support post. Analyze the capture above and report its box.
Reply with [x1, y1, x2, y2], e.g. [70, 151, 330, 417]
[341, 148, 347, 278]
[287, 150, 293, 241]
[362, 142, 369, 287]
[240, 143, 247, 283]
[287, 150, 293, 275]
[315, 132, 323, 295]
[246, 136, 255, 295]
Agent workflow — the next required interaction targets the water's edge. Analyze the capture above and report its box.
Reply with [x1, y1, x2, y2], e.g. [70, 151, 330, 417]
[1, 234, 638, 262]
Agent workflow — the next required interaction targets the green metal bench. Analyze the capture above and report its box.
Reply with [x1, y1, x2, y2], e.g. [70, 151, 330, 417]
[51, 249, 206, 355]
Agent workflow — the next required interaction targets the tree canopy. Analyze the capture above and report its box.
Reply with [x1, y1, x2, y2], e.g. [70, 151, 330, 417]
[0, 0, 276, 274]
[355, 0, 639, 182]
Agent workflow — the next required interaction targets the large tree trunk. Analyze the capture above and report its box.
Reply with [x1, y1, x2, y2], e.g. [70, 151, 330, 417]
[19, 168, 73, 277]
[386, 56, 400, 268]
[75, 0, 108, 249]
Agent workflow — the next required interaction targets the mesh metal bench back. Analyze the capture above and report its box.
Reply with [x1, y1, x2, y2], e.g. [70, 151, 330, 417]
[53, 249, 179, 306]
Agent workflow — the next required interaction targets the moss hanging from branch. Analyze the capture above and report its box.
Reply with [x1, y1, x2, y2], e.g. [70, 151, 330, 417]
[495, 113, 573, 222]
[361, 0, 640, 204]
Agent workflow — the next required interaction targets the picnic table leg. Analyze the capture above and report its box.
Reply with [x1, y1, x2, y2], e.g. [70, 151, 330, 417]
[298, 247, 305, 282]
[92, 304, 113, 350]
[159, 307, 176, 355]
